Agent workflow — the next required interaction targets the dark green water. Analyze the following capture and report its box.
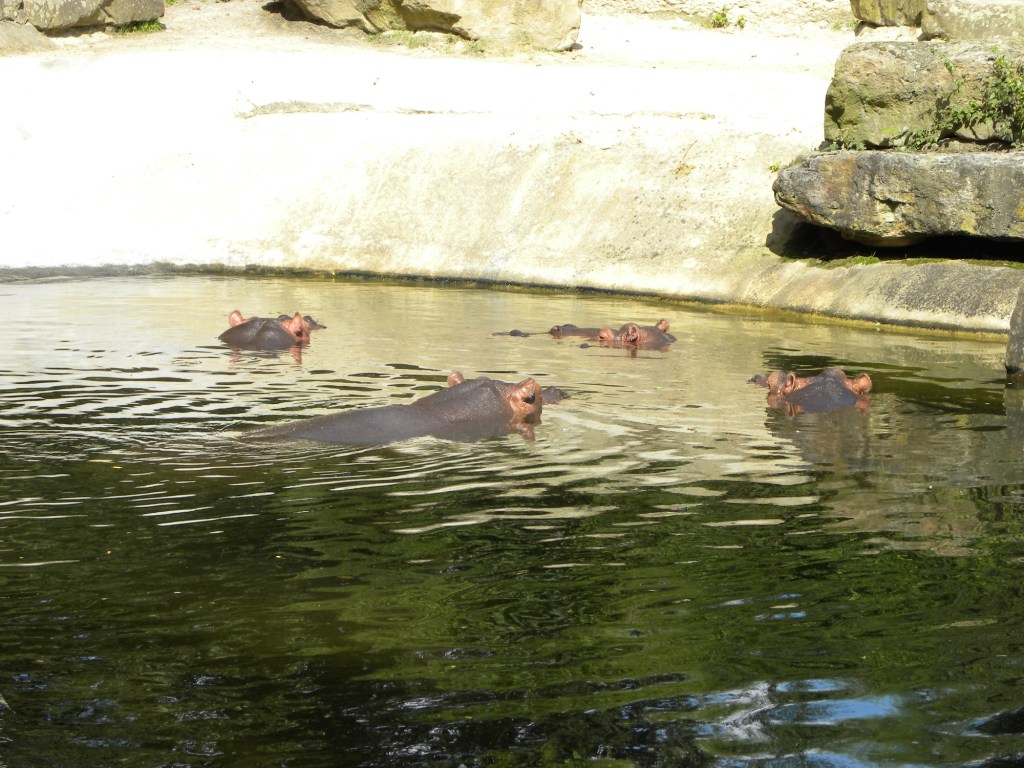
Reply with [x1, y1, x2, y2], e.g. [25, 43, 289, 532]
[2, 275, 1024, 768]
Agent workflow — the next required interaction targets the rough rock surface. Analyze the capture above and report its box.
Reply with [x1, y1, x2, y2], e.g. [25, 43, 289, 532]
[1007, 285, 1024, 379]
[922, 0, 1024, 41]
[849, 0, 925, 26]
[5, 0, 1024, 334]
[823, 41, 1020, 148]
[774, 149, 1024, 245]
[6, 0, 163, 30]
[286, 0, 583, 51]
[0, 19, 54, 50]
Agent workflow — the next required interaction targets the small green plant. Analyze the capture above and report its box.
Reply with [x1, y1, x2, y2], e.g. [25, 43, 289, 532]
[908, 53, 1024, 148]
[736, 15, 746, 28]
[768, 161, 781, 172]
[976, 54, 1024, 144]
[710, 8, 729, 27]
[114, 19, 165, 34]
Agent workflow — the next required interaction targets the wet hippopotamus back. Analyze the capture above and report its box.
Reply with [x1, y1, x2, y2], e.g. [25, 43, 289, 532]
[549, 323, 603, 339]
[253, 375, 544, 445]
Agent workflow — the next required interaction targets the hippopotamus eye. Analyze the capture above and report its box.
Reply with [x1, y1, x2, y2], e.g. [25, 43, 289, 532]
[524, 393, 536, 405]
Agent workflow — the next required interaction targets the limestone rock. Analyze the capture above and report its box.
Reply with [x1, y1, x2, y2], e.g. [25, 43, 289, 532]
[285, 0, 582, 50]
[1007, 285, 1024, 381]
[285, 0, 403, 32]
[1, 0, 26, 23]
[773, 149, 1024, 245]
[418, 0, 582, 51]
[922, 0, 1024, 41]
[850, 0, 926, 26]
[19, 0, 162, 29]
[824, 41, 1021, 148]
[0, 19, 55, 50]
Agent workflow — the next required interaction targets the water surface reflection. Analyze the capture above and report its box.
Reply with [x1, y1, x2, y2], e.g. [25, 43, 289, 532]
[0, 276, 1021, 767]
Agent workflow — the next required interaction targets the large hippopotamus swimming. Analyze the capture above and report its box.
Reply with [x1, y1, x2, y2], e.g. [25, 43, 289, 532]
[750, 367, 872, 415]
[218, 310, 325, 351]
[252, 372, 561, 445]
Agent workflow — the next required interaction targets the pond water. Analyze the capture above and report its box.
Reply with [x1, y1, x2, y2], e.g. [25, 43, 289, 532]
[2, 275, 1024, 768]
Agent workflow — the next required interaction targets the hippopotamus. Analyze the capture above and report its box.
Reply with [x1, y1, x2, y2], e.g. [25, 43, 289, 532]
[549, 323, 604, 339]
[750, 366, 872, 415]
[252, 372, 555, 445]
[595, 319, 676, 350]
[446, 371, 569, 405]
[218, 310, 324, 351]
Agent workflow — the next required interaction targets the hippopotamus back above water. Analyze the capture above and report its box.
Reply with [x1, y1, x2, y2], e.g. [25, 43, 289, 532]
[252, 373, 553, 445]
[750, 366, 872, 415]
[218, 310, 324, 351]
[549, 323, 604, 339]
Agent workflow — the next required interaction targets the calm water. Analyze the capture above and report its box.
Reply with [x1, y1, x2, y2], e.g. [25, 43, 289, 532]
[2, 275, 1024, 768]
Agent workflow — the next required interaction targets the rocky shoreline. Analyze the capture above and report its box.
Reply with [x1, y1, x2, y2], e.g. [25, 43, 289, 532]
[2, 0, 1023, 334]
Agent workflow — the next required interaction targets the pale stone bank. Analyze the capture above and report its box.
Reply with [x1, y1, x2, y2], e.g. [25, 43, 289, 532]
[2, 0, 1024, 336]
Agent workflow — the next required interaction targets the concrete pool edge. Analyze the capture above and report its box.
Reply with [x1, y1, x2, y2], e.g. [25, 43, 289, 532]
[1, 262, 1016, 338]
[3, 5, 1021, 335]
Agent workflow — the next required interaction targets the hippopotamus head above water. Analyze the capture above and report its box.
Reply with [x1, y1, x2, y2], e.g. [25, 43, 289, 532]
[750, 366, 872, 416]
[447, 371, 569, 405]
[596, 319, 676, 350]
[218, 310, 325, 351]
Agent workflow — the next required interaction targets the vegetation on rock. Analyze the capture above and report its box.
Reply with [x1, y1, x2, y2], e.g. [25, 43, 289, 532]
[908, 54, 1024, 148]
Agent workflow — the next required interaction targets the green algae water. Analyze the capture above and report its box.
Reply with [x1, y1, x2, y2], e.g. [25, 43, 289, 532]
[2, 275, 1023, 767]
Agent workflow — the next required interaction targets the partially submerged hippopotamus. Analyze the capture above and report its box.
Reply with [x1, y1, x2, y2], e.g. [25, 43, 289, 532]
[447, 371, 569, 405]
[547, 319, 676, 350]
[750, 367, 872, 415]
[596, 320, 676, 350]
[218, 310, 325, 351]
[549, 323, 604, 339]
[253, 372, 561, 445]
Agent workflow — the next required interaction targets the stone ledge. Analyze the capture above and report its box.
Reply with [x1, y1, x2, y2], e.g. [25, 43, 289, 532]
[773, 149, 1024, 245]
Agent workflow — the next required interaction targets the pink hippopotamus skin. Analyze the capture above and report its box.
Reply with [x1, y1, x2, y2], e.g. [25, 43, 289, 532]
[595, 319, 676, 350]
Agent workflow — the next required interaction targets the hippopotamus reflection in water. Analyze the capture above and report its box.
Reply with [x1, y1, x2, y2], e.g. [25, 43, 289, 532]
[253, 372, 560, 445]
[750, 367, 872, 415]
[218, 310, 325, 351]
[595, 320, 676, 351]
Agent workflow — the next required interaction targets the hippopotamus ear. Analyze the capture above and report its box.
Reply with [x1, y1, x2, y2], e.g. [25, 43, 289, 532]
[621, 323, 642, 344]
[850, 373, 873, 394]
[509, 377, 541, 407]
[656, 319, 670, 332]
[447, 371, 466, 386]
[227, 310, 248, 327]
[281, 312, 306, 339]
